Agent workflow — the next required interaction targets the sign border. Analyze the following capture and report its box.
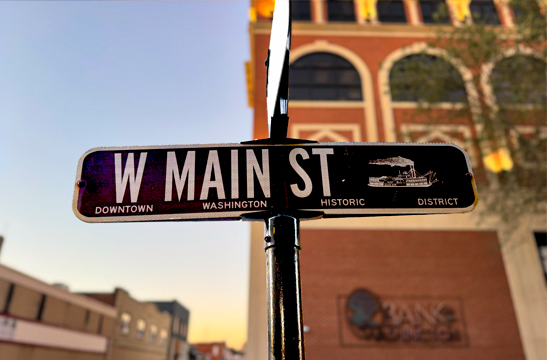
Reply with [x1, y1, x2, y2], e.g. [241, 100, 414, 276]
[73, 142, 478, 223]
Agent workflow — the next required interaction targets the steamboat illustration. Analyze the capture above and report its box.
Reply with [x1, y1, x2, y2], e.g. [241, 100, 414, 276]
[368, 156, 438, 188]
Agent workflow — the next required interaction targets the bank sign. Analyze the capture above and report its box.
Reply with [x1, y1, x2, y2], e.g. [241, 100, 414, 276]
[73, 143, 477, 223]
[339, 289, 468, 347]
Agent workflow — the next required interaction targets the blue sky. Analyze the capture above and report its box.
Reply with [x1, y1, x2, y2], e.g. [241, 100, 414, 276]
[0, 0, 254, 349]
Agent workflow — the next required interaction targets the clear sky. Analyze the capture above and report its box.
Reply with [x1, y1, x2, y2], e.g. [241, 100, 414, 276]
[0, 0, 254, 350]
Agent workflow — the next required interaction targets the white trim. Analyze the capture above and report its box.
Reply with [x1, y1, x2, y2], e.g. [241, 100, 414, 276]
[0, 314, 108, 354]
[253, 21, 450, 37]
[378, 42, 481, 142]
[405, 0, 421, 25]
[0, 265, 117, 318]
[289, 29, 440, 37]
[391, 101, 467, 109]
[312, 0, 325, 23]
[289, 100, 364, 108]
[499, 1, 515, 28]
[290, 40, 378, 141]
[400, 123, 478, 167]
[289, 123, 362, 142]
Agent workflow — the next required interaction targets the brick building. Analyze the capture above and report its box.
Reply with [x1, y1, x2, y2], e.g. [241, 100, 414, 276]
[0, 263, 117, 360]
[84, 288, 172, 360]
[245, 1, 546, 360]
[154, 300, 191, 360]
[191, 342, 229, 360]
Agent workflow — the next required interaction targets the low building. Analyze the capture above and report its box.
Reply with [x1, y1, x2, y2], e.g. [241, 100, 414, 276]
[154, 300, 190, 360]
[84, 288, 172, 360]
[0, 263, 117, 360]
[191, 342, 229, 360]
[226, 348, 245, 360]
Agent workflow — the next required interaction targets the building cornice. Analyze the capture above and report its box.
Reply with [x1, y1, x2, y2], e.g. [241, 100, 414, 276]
[252, 20, 450, 38]
[251, 20, 518, 38]
[0, 264, 118, 318]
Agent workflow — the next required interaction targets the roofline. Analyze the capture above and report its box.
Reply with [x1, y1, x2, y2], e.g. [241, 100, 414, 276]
[0, 264, 118, 318]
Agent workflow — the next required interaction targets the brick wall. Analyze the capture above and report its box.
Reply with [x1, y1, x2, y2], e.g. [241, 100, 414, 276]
[299, 229, 525, 360]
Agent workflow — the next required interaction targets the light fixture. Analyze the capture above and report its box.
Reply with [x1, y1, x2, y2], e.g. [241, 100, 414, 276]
[483, 147, 514, 173]
[256, 0, 276, 19]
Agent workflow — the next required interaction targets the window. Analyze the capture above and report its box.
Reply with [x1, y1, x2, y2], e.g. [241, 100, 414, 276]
[290, 52, 363, 101]
[98, 315, 104, 334]
[180, 321, 187, 337]
[36, 295, 46, 321]
[150, 324, 158, 343]
[136, 319, 146, 339]
[390, 54, 466, 102]
[377, 0, 407, 23]
[1, 283, 14, 314]
[292, 0, 312, 21]
[512, 1, 544, 25]
[327, 0, 356, 22]
[535, 233, 547, 284]
[470, 0, 500, 25]
[160, 329, 168, 346]
[212, 345, 220, 356]
[120, 312, 131, 335]
[491, 56, 546, 105]
[172, 317, 180, 333]
[419, 0, 450, 24]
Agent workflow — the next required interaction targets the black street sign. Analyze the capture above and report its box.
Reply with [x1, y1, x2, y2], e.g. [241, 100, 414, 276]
[73, 142, 478, 223]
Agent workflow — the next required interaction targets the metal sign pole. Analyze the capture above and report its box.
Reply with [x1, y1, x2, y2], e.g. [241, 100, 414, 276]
[264, 1, 305, 359]
[264, 215, 305, 360]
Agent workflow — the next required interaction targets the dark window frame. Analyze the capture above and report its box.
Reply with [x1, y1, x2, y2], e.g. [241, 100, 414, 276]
[389, 54, 467, 103]
[292, 0, 312, 21]
[327, 0, 356, 22]
[289, 52, 364, 101]
[511, 1, 544, 26]
[2, 283, 14, 313]
[36, 295, 46, 321]
[469, 0, 501, 25]
[377, 0, 408, 23]
[491, 55, 547, 105]
[534, 232, 547, 285]
[419, 0, 450, 24]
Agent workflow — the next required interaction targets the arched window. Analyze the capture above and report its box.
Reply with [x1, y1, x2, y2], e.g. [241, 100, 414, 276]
[289, 52, 363, 101]
[491, 55, 546, 105]
[389, 54, 466, 102]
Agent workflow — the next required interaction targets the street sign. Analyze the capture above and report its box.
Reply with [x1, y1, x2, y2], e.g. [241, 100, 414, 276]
[73, 142, 477, 223]
[266, 0, 290, 123]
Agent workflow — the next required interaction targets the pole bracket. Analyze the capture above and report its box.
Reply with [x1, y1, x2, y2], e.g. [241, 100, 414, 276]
[241, 210, 323, 222]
